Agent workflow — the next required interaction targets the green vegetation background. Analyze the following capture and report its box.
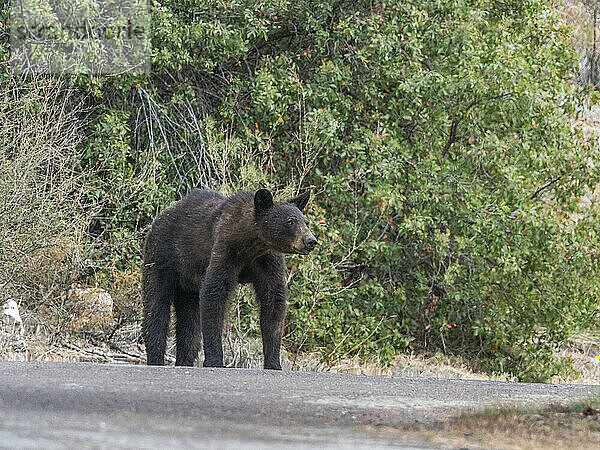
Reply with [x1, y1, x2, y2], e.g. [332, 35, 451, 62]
[1, 0, 599, 381]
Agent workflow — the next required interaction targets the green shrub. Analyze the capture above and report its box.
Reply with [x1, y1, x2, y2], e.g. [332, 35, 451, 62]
[2, 0, 600, 380]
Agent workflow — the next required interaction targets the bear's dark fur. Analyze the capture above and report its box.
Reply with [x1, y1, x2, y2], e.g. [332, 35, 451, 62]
[142, 188, 316, 369]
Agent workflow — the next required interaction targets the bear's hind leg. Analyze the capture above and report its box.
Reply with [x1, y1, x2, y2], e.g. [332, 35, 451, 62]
[142, 270, 174, 366]
[174, 290, 202, 366]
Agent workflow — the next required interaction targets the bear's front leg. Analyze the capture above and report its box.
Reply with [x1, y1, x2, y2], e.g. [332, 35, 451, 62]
[252, 254, 289, 370]
[199, 261, 238, 368]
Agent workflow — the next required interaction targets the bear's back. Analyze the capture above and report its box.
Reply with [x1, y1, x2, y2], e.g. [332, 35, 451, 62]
[143, 189, 226, 276]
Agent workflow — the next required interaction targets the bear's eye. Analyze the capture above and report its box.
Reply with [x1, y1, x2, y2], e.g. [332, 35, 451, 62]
[286, 217, 296, 225]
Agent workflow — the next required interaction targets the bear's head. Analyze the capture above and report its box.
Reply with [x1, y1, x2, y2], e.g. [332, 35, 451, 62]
[254, 189, 318, 255]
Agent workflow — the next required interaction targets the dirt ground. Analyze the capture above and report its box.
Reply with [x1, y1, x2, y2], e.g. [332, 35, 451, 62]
[400, 401, 600, 449]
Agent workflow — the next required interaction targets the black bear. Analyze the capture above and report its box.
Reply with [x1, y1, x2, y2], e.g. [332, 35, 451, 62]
[142, 188, 317, 370]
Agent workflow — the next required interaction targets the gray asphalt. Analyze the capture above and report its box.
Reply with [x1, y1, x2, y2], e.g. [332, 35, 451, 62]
[0, 361, 598, 449]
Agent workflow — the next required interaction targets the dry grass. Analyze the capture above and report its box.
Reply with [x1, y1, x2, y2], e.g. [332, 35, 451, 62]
[365, 390, 600, 449]
[562, 1, 597, 50]
[422, 401, 600, 449]
[552, 332, 600, 384]
[0, 70, 94, 321]
[289, 351, 493, 379]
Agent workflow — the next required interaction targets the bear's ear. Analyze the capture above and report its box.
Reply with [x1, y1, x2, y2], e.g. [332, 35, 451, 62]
[288, 189, 311, 212]
[254, 189, 274, 212]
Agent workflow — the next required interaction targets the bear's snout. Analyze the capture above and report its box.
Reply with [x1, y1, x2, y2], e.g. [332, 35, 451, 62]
[304, 235, 318, 252]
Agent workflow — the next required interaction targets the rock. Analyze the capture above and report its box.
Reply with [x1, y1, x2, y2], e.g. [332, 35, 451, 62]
[582, 406, 597, 416]
[67, 285, 113, 331]
[524, 414, 545, 421]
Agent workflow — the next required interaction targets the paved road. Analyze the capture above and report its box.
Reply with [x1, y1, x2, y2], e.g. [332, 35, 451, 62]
[0, 361, 597, 448]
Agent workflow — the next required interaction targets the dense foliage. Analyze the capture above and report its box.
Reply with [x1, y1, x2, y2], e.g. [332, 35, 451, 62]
[2, 0, 600, 380]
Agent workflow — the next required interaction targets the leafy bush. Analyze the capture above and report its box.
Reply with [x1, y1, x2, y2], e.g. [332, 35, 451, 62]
[2, 0, 600, 380]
